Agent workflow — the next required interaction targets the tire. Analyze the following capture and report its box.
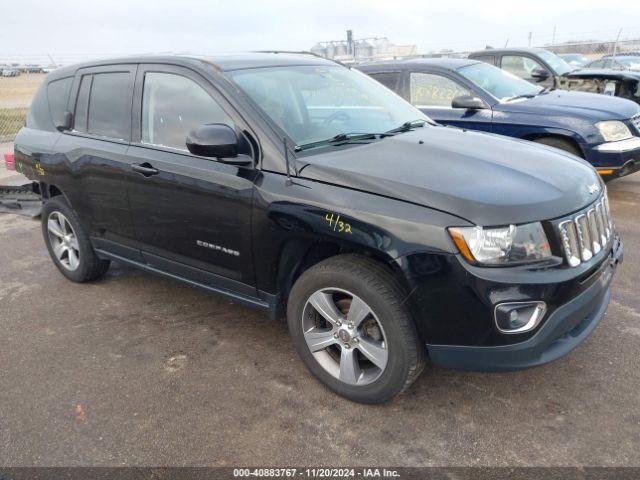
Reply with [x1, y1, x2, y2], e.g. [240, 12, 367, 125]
[41, 196, 110, 282]
[287, 255, 425, 404]
[534, 136, 583, 157]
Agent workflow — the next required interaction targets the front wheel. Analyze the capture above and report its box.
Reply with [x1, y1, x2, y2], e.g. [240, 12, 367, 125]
[287, 255, 425, 403]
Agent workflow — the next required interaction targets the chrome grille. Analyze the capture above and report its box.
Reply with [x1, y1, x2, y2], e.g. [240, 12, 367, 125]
[632, 114, 640, 134]
[557, 194, 614, 267]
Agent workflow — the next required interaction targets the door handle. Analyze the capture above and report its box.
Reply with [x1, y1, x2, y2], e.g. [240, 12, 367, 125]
[131, 163, 159, 177]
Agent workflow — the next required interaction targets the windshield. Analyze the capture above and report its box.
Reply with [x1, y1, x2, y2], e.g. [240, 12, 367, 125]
[458, 62, 541, 101]
[227, 65, 428, 146]
[618, 56, 640, 69]
[537, 50, 573, 75]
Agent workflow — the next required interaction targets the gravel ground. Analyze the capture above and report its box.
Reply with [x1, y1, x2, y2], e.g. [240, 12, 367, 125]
[0, 172, 639, 467]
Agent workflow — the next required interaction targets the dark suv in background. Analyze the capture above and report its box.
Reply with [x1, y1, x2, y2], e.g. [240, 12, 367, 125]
[469, 48, 640, 105]
[14, 53, 622, 403]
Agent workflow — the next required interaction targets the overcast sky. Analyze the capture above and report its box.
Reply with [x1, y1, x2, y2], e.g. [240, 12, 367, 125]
[2, 0, 640, 62]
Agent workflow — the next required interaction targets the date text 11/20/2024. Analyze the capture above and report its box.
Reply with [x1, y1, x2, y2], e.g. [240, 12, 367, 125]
[233, 468, 401, 477]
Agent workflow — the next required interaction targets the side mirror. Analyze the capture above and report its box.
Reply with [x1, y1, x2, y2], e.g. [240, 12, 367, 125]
[186, 123, 252, 166]
[531, 68, 550, 81]
[55, 110, 73, 132]
[451, 95, 486, 110]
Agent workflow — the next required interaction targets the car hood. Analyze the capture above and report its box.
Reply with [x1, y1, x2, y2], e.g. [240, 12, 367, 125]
[298, 127, 601, 226]
[496, 89, 640, 120]
[566, 68, 640, 80]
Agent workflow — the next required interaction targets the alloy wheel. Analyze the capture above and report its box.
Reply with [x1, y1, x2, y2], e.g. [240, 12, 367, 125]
[301, 288, 388, 386]
[47, 211, 80, 271]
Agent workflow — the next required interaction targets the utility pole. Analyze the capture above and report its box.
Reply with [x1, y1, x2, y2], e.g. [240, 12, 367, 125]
[612, 28, 622, 58]
[528, 31, 533, 47]
[552, 26, 556, 45]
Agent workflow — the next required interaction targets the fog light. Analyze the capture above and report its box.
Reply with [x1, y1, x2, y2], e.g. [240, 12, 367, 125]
[494, 302, 547, 334]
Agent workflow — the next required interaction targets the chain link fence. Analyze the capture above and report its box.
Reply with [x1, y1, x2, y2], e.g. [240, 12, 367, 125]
[542, 38, 640, 61]
[371, 38, 640, 63]
[0, 72, 45, 144]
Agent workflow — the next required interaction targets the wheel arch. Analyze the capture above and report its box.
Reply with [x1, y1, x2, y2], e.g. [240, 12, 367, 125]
[40, 182, 70, 202]
[276, 237, 411, 308]
[521, 132, 585, 158]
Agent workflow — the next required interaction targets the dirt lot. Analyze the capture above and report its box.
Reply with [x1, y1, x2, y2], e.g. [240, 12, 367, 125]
[0, 171, 639, 467]
[0, 73, 45, 109]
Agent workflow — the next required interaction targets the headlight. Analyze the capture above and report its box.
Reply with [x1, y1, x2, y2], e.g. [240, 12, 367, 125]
[449, 222, 552, 266]
[596, 120, 633, 142]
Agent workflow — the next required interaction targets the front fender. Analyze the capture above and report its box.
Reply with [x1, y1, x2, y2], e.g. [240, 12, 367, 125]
[251, 172, 468, 295]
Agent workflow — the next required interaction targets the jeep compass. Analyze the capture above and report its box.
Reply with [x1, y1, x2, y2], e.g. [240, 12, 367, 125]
[14, 53, 623, 403]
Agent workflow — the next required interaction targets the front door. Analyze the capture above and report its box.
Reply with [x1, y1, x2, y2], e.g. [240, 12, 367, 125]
[408, 71, 493, 132]
[500, 55, 554, 89]
[126, 65, 257, 292]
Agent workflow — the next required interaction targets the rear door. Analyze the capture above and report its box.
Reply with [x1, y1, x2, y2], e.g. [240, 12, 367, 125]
[54, 65, 141, 259]
[408, 71, 493, 132]
[125, 64, 258, 292]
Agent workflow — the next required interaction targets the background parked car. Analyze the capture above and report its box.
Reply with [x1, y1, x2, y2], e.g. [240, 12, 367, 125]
[359, 58, 640, 180]
[469, 48, 640, 105]
[560, 53, 590, 68]
[585, 55, 640, 71]
[1, 66, 20, 77]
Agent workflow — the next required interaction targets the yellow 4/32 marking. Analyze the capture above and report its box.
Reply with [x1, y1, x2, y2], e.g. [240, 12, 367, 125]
[35, 162, 45, 176]
[325, 213, 352, 234]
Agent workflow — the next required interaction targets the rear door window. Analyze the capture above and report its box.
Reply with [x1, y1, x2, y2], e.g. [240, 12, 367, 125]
[87, 72, 131, 140]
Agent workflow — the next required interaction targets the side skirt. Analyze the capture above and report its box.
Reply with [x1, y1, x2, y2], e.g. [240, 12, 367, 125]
[94, 248, 281, 319]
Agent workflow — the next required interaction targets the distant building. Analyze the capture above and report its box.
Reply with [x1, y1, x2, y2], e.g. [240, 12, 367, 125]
[311, 32, 417, 63]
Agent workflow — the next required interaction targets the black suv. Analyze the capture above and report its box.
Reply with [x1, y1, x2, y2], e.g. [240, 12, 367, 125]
[15, 53, 623, 403]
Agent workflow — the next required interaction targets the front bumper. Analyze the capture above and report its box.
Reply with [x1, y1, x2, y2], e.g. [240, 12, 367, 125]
[588, 137, 640, 178]
[597, 158, 640, 179]
[425, 238, 623, 372]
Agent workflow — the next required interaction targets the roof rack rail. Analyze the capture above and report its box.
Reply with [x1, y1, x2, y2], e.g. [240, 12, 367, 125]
[252, 50, 347, 67]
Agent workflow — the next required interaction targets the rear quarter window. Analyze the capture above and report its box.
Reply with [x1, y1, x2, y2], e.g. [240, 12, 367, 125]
[47, 77, 73, 128]
[471, 55, 496, 66]
[25, 75, 74, 132]
[368, 72, 402, 94]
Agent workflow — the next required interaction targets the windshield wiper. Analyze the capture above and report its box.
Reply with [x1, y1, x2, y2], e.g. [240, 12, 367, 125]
[385, 119, 429, 134]
[294, 132, 387, 152]
[504, 93, 538, 102]
[294, 120, 429, 151]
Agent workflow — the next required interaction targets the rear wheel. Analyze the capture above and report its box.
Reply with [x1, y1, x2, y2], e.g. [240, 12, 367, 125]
[41, 196, 110, 282]
[287, 255, 425, 403]
[534, 136, 583, 157]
